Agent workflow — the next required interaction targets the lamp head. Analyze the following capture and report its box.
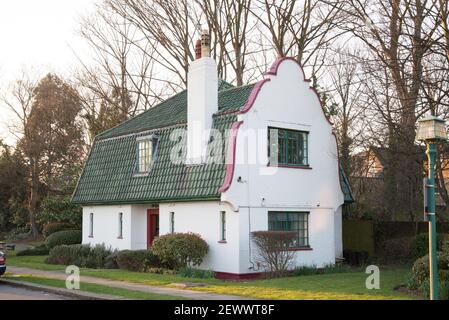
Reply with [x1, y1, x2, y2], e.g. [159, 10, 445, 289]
[416, 116, 447, 142]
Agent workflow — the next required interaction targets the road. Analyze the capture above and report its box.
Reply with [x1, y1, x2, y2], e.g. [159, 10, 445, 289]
[0, 281, 74, 300]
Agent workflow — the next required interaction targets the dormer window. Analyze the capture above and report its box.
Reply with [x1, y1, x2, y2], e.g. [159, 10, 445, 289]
[136, 135, 159, 173]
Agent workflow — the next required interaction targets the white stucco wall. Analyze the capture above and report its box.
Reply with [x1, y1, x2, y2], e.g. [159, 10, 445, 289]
[221, 58, 345, 271]
[159, 201, 240, 274]
[82, 204, 148, 251]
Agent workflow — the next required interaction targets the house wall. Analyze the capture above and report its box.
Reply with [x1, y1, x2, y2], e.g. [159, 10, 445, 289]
[82, 204, 149, 251]
[159, 201, 240, 274]
[221, 58, 345, 273]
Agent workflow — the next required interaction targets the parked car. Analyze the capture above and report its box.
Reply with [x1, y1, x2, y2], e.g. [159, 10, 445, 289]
[0, 252, 6, 276]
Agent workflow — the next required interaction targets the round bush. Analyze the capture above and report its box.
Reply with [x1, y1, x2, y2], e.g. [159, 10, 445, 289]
[43, 222, 76, 238]
[116, 250, 161, 272]
[415, 233, 444, 258]
[152, 233, 208, 270]
[45, 244, 112, 268]
[410, 252, 449, 288]
[45, 230, 82, 249]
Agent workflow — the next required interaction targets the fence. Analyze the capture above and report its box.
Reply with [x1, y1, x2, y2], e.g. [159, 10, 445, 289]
[342, 220, 449, 264]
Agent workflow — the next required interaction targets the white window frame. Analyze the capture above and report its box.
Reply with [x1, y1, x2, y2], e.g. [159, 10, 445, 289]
[118, 212, 123, 239]
[89, 212, 94, 237]
[169, 212, 175, 234]
[220, 211, 226, 241]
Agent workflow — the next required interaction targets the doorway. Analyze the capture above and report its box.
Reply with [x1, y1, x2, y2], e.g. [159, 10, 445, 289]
[147, 209, 159, 248]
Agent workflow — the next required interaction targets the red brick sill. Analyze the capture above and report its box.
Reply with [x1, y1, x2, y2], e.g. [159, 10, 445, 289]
[267, 164, 312, 170]
[287, 247, 313, 252]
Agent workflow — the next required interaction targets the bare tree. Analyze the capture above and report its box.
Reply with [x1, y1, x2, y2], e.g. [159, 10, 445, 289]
[198, 0, 253, 85]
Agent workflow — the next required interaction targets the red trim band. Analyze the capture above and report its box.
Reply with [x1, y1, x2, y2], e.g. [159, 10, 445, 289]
[215, 271, 265, 280]
[240, 79, 271, 114]
[218, 121, 244, 193]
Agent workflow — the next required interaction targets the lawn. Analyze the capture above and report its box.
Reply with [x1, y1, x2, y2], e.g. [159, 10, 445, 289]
[7, 254, 419, 300]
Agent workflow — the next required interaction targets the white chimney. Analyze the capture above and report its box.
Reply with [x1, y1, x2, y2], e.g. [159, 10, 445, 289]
[187, 30, 218, 164]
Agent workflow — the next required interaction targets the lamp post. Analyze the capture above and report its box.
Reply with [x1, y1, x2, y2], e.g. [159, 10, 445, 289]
[416, 115, 447, 300]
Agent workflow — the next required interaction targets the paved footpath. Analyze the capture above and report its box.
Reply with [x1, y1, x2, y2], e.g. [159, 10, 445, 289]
[7, 266, 253, 300]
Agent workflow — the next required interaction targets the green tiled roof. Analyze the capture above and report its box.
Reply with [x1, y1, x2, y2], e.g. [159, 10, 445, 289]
[73, 82, 354, 205]
[73, 84, 253, 205]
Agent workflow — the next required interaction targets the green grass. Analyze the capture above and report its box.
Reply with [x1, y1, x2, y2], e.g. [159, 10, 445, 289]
[7, 255, 419, 300]
[3, 275, 185, 300]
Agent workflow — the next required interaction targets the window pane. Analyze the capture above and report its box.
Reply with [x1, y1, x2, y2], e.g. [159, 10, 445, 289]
[268, 212, 309, 248]
[268, 128, 308, 166]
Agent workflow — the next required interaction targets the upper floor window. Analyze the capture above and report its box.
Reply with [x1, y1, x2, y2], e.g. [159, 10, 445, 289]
[268, 127, 309, 167]
[268, 211, 309, 248]
[136, 135, 159, 173]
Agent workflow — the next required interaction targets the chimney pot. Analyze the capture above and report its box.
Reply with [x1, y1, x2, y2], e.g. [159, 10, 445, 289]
[201, 30, 211, 58]
[195, 39, 202, 59]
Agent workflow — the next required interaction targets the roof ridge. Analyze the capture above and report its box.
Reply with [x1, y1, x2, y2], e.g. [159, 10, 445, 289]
[96, 90, 187, 140]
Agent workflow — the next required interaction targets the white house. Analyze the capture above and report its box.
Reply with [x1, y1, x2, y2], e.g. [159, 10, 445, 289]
[72, 31, 353, 279]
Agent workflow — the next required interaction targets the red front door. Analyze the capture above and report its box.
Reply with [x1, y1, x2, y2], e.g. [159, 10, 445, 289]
[147, 209, 159, 248]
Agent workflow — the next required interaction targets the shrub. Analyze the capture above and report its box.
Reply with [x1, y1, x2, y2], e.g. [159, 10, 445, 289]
[152, 233, 209, 270]
[292, 263, 352, 276]
[116, 250, 161, 272]
[377, 237, 415, 262]
[45, 244, 112, 268]
[414, 233, 444, 258]
[292, 265, 319, 276]
[42, 222, 76, 238]
[251, 231, 297, 277]
[409, 252, 449, 288]
[17, 244, 49, 256]
[178, 267, 215, 279]
[37, 195, 82, 228]
[45, 230, 82, 249]
[104, 251, 120, 269]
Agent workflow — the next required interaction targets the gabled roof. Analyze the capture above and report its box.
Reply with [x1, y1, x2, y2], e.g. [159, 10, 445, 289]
[72, 84, 255, 205]
[73, 76, 354, 205]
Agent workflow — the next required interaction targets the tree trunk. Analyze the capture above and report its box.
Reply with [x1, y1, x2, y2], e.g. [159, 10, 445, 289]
[28, 159, 40, 237]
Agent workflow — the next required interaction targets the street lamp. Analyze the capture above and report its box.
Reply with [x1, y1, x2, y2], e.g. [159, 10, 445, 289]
[416, 115, 447, 300]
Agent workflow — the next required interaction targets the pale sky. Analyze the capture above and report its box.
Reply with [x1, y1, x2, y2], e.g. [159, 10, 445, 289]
[0, 0, 98, 144]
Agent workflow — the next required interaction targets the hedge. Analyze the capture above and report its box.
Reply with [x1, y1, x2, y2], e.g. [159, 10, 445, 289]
[116, 250, 161, 272]
[42, 222, 77, 238]
[45, 244, 113, 268]
[45, 230, 82, 249]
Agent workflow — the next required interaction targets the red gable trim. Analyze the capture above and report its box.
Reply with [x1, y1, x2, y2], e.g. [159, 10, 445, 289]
[218, 120, 244, 193]
[218, 57, 345, 199]
[240, 79, 271, 114]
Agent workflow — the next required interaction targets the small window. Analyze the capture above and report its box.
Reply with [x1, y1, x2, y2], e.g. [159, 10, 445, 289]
[89, 212, 94, 237]
[220, 211, 226, 241]
[137, 139, 152, 173]
[136, 136, 159, 173]
[169, 212, 175, 234]
[268, 127, 309, 167]
[118, 212, 123, 238]
[268, 211, 309, 248]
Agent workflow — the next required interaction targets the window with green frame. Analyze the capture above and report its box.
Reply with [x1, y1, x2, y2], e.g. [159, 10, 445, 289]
[268, 127, 309, 166]
[268, 211, 309, 248]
